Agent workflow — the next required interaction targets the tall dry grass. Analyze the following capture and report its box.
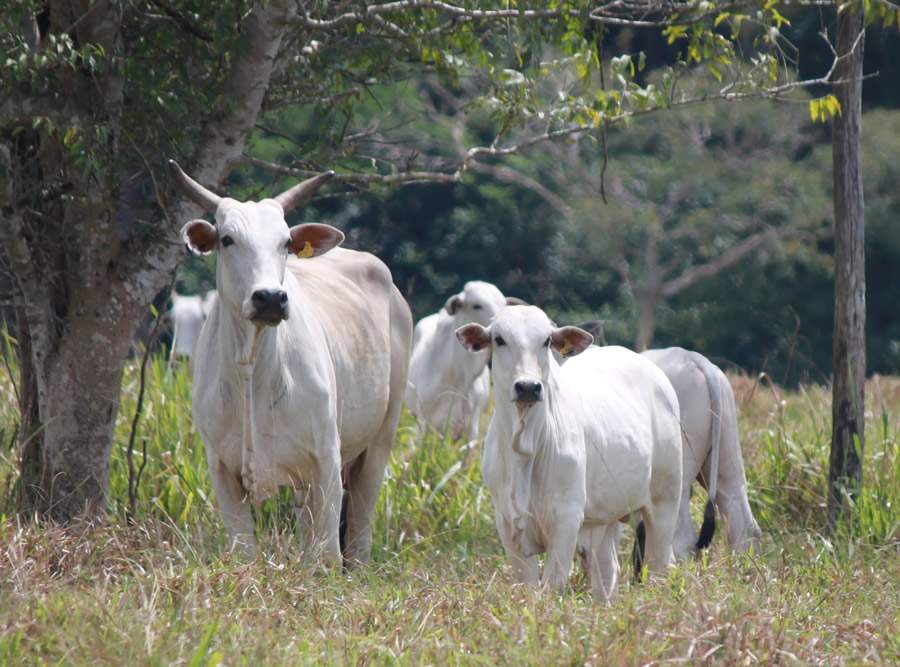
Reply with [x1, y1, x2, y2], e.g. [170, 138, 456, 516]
[0, 349, 897, 663]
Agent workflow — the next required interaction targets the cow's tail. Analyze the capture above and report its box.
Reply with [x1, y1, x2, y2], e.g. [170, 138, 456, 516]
[693, 351, 721, 551]
[631, 519, 646, 582]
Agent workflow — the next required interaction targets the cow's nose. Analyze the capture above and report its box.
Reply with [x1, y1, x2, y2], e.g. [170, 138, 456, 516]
[514, 380, 543, 403]
[250, 288, 289, 323]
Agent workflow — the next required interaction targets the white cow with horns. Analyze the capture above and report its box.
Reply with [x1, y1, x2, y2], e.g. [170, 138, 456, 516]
[405, 281, 522, 441]
[172, 160, 413, 565]
[457, 305, 683, 600]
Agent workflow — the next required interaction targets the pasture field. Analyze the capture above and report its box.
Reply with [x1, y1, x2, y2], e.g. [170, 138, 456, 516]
[0, 356, 898, 664]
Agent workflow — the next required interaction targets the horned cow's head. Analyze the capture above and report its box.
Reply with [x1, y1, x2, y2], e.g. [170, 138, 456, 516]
[171, 160, 342, 327]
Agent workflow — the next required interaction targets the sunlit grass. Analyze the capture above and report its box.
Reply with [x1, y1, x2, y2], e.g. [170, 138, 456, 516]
[0, 350, 897, 663]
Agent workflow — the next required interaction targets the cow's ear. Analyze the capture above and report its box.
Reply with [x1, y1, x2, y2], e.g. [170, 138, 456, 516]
[289, 223, 345, 258]
[181, 220, 218, 255]
[575, 320, 606, 346]
[551, 326, 593, 357]
[456, 323, 491, 352]
[505, 296, 528, 306]
[444, 293, 464, 315]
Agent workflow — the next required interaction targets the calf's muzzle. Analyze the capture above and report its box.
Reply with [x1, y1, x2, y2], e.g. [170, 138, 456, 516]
[513, 379, 543, 403]
[250, 288, 289, 324]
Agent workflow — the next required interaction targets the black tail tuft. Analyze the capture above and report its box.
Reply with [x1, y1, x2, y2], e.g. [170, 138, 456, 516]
[695, 498, 716, 551]
[631, 520, 646, 583]
[339, 490, 349, 555]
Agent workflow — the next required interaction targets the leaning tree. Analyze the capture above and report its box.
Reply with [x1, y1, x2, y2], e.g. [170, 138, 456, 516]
[0, 0, 876, 521]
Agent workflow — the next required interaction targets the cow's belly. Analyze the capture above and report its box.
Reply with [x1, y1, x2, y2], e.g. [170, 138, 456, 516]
[582, 433, 654, 522]
[334, 359, 391, 461]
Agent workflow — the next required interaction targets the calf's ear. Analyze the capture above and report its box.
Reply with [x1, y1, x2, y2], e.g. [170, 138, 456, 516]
[290, 223, 345, 258]
[181, 220, 218, 255]
[444, 292, 464, 315]
[456, 323, 491, 352]
[551, 326, 593, 357]
[505, 296, 528, 306]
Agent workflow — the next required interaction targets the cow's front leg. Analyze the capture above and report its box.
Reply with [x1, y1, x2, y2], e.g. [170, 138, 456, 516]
[208, 456, 256, 556]
[494, 527, 538, 587]
[304, 442, 343, 568]
[542, 509, 583, 593]
[580, 523, 621, 601]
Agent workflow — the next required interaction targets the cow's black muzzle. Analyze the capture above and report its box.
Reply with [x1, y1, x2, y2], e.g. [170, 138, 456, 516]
[251, 288, 289, 325]
[513, 380, 543, 403]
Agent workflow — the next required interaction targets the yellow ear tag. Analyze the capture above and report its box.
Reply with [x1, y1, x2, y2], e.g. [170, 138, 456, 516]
[559, 341, 573, 357]
[296, 241, 315, 259]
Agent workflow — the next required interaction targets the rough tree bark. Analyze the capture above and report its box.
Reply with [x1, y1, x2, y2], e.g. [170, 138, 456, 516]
[0, 0, 297, 521]
[827, 5, 866, 532]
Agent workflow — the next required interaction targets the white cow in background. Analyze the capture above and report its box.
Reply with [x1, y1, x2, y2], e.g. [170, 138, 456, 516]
[169, 290, 217, 359]
[172, 160, 412, 565]
[406, 281, 521, 441]
[642, 347, 762, 556]
[457, 306, 683, 600]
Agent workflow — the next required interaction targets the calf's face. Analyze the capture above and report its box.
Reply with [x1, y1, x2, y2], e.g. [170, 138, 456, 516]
[456, 306, 593, 406]
[444, 281, 510, 328]
[181, 201, 343, 326]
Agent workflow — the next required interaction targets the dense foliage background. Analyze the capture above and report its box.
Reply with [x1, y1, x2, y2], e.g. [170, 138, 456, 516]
[172, 15, 900, 386]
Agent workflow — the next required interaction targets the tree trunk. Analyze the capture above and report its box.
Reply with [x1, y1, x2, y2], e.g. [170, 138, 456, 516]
[2, 0, 299, 522]
[18, 281, 143, 520]
[828, 6, 866, 532]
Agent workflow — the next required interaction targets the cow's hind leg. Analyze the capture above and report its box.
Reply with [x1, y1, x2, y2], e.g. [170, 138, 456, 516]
[672, 482, 697, 560]
[640, 499, 679, 578]
[344, 294, 411, 565]
[580, 523, 621, 601]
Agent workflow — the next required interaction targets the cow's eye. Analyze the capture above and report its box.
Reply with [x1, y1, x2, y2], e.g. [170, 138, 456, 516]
[221, 235, 234, 248]
[543, 336, 551, 347]
[494, 336, 506, 347]
[472, 304, 483, 310]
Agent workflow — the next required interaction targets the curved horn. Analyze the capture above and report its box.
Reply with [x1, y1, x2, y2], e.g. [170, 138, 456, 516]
[274, 171, 335, 214]
[168, 160, 223, 212]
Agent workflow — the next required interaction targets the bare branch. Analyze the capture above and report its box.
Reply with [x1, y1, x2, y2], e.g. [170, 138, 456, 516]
[241, 154, 459, 186]
[469, 161, 575, 220]
[149, 0, 214, 42]
[660, 226, 792, 298]
[297, 0, 836, 34]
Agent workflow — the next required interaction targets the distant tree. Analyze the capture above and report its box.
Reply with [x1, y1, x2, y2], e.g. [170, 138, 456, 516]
[549, 88, 833, 350]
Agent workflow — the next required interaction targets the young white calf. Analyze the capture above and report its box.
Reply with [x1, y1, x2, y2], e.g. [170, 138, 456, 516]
[642, 347, 761, 555]
[457, 306, 683, 599]
[169, 290, 217, 359]
[406, 281, 516, 441]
